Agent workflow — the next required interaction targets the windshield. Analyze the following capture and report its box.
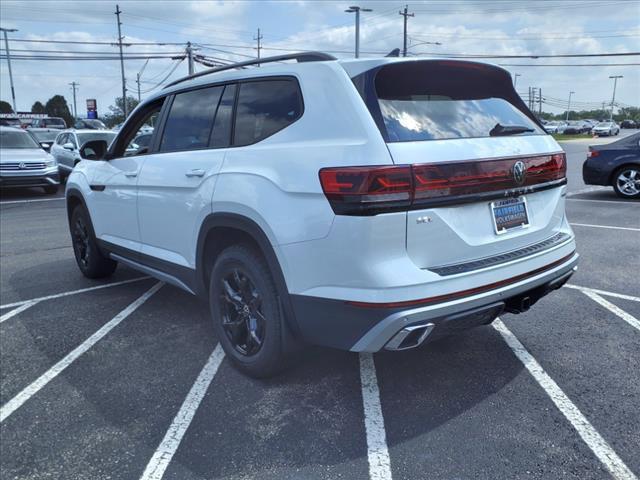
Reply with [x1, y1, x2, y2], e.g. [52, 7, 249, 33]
[30, 130, 59, 142]
[0, 130, 41, 149]
[596, 122, 612, 127]
[372, 62, 544, 142]
[77, 132, 116, 146]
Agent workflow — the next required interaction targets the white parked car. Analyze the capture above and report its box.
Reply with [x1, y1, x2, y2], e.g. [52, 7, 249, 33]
[592, 121, 620, 137]
[50, 129, 117, 181]
[65, 54, 578, 377]
[0, 126, 59, 194]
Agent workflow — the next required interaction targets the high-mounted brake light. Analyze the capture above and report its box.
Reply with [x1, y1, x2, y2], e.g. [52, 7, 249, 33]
[319, 153, 566, 216]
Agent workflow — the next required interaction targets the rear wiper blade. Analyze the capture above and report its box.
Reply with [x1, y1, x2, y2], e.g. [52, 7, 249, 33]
[490, 123, 534, 136]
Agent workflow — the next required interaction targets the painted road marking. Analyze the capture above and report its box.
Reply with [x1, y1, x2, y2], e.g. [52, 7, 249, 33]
[566, 198, 637, 205]
[570, 223, 640, 232]
[0, 197, 65, 205]
[566, 284, 640, 303]
[140, 343, 225, 480]
[494, 319, 637, 480]
[359, 353, 393, 480]
[566, 186, 608, 197]
[0, 282, 163, 423]
[0, 301, 37, 324]
[580, 290, 640, 333]
[0, 277, 150, 309]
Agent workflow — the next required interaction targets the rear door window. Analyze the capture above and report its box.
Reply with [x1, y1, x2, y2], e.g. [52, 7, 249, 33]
[371, 62, 544, 142]
[160, 86, 223, 152]
[233, 79, 302, 146]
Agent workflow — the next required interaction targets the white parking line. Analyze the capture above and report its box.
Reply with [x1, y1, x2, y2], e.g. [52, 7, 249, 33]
[567, 198, 637, 205]
[140, 343, 225, 480]
[566, 186, 608, 197]
[580, 290, 640, 333]
[566, 284, 640, 303]
[570, 223, 640, 232]
[0, 277, 150, 309]
[0, 282, 163, 423]
[359, 353, 393, 480]
[493, 319, 637, 480]
[0, 301, 38, 324]
[0, 197, 65, 205]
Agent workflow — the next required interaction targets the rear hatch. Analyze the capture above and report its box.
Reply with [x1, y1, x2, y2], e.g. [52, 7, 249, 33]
[353, 59, 567, 270]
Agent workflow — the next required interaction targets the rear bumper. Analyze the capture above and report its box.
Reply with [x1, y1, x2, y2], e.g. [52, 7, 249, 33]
[582, 160, 609, 186]
[0, 169, 60, 188]
[291, 251, 578, 352]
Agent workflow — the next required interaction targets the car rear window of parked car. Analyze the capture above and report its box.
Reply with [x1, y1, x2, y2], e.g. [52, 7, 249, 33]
[233, 79, 302, 146]
[0, 130, 40, 149]
[160, 86, 224, 152]
[372, 62, 544, 142]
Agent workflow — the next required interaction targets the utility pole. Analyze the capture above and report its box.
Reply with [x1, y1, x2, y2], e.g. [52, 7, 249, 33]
[115, 5, 128, 119]
[1, 27, 18, 112]
[539, 88, 542, 116]
[135, 59, 149, 102]
[254, 28, 263, 66]
[399, 5, 414, 57]
[609, 75, 623, 121]
[345, 5, 372, 58]
[513, 73, 521, 88]
[566, 91, 574, 121]
[69, 82, 79, 119]
[186, 41, 194, 75]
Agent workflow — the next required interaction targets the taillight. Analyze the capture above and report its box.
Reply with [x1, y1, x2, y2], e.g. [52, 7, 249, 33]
[587, 148, 599, 158]
[319, 153, 566, 215]
[319, 166, 412, 215]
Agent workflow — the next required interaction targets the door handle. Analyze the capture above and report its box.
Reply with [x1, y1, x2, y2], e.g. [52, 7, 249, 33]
[185, 169, 206, 177]
[124, 170, 138, 178]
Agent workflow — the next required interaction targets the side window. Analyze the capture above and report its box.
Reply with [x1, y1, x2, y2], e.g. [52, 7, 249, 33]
[56, 133, 67, 145]
[69, 134, 78, 149]
[160, 86, 223, 152]
[210, 84, 236, 148]
[233, 79, 302, 146]
[114, 98, 164, 158]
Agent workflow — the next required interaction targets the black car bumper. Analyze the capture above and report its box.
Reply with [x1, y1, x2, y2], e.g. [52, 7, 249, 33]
[0, 172, 60, 188]
[582, 159, 609, 186]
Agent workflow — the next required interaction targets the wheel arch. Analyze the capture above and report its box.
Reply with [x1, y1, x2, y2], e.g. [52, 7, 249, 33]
[196, 213, 301, 338]
[608, 161, 640, 185]
[66, 187, 88, 226]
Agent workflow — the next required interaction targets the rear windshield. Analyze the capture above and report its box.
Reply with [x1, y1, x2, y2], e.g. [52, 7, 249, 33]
[77, 132, 116, 146]
[30, 130, 59, 142]
[0, 130, 40, 149]
[371, 62, 544, 142]
[44, 118, 66, 127]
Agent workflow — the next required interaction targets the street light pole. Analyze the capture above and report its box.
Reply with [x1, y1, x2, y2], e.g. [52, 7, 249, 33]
[1, 27, 18, 112]
[566, 91, 574, 122]
[513, 73, 521, 88]
[115, 5, 128, 119]
[345, 6, 372, 58]
[608, 75, 623, 121]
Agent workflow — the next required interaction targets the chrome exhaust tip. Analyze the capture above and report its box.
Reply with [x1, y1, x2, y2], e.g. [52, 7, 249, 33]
[385, 322, 435, 351]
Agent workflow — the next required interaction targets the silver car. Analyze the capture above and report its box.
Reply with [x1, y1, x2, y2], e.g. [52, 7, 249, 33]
[50, 129, 117, 180]
[592, 122, 620, 137]
[0, 126, 60, 194]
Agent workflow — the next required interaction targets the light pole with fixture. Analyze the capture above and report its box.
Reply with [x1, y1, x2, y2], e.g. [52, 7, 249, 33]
[0, 27, 18, 112]
[609, 75, 623, 121]
[566, 91, 574, 122]
[345, 6, 372, 58]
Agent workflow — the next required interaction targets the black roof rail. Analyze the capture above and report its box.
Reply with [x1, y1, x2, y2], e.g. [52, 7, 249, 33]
[164, 51, 337, 89]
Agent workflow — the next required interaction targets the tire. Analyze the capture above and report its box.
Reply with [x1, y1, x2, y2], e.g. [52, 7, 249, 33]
[44, 185, 58, 194]
[209, 244, 290, 378]
[70, 206, 118, 278]
[612, 166, 640, 199]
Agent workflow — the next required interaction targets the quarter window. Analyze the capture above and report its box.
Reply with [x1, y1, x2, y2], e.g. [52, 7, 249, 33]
[233, 79, 302, 146]
[160, 86, 223, 152]
[210, 84, 236, 148]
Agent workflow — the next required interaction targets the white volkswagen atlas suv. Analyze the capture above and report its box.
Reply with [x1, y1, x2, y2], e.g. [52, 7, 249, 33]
[65, 53, 578, 377]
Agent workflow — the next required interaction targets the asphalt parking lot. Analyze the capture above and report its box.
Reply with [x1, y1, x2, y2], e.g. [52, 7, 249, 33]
[1, 132, 638, 480]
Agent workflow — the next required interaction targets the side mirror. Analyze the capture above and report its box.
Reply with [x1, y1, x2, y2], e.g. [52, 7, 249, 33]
[40, 142, 51, 152]
[80, 140, 108, 160]
[63, 142, 75, 151]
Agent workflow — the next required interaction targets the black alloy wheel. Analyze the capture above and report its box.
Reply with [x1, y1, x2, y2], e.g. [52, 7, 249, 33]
[219, 268, 266, 356]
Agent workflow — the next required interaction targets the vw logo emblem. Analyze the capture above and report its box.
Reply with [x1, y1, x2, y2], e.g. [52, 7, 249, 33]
[19, 162, 26, 170]
[513, 161, 527, 185]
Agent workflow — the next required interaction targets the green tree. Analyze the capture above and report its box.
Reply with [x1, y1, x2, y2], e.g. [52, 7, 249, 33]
[0, 100, 13, 114]
[44, 95, 74, 128]
[31, 101, 46, 114]
[102, 96, 140, 128]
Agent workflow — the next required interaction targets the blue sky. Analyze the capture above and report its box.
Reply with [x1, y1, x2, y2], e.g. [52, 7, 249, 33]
[1, 0, 639, 117]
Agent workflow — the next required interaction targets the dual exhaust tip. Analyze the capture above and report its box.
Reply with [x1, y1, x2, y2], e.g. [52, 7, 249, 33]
[385, 322, 435, 351]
